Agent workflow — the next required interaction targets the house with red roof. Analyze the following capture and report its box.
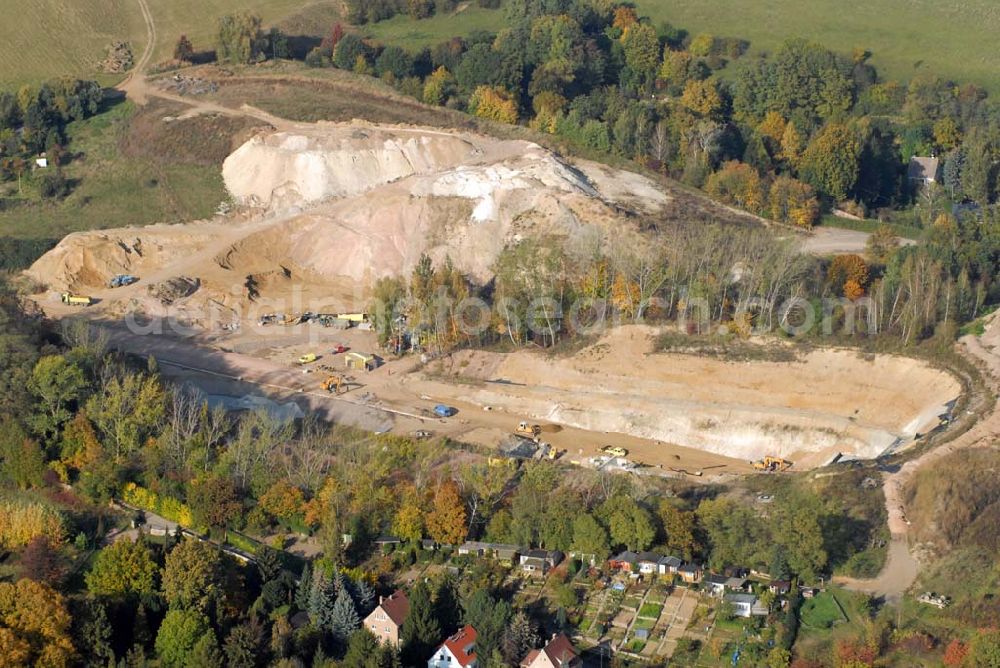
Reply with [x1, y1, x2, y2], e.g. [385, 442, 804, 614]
[520, 633, 580, 668]
[428, 625, 478, 668]
[364, 590, 409, 647]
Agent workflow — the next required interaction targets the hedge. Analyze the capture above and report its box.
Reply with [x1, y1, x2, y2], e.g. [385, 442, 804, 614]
[121, 482, 195, 528]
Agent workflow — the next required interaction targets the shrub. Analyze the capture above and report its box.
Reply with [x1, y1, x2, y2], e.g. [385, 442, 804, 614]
[0, 500, 65, 549]
[38, 172, 70, 199]
[706, 161, 766, 214]
[469, 86, 518, 124]
[121, 482, 195, 528]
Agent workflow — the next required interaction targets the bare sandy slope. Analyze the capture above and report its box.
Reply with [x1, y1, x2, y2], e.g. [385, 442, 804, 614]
[406, 326, 960, 467]
[29, 121, 665, 314]
[834, 310, 1000, 600]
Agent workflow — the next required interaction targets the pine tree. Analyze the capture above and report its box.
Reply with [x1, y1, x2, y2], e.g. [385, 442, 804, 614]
[342, 628, 380, 667]
[296, 563, 312, 611]
[329, 588, 361, 642]
[400, 582, 440, 666]
[256, 547, 282, 583]
[502, 611, 539, 665]
[308, 571, 336, 630]
[352, 578, 376, 616]
[188, 631, 224, 668]
[432, 576, 461, 636]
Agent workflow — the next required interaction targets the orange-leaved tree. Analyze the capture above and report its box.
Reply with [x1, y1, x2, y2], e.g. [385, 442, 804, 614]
[425, 480, 467, 546]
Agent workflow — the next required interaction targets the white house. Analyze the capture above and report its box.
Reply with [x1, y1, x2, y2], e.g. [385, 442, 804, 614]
[429, 625, 478, 668]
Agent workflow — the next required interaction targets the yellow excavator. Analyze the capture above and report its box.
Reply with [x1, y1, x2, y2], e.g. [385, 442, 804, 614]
[752, 455, 792, 472]
[320, 375, 351, 394]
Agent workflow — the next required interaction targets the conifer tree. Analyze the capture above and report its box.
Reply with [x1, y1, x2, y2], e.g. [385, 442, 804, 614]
[400, 582, 440, 666]
[330, 587, 361, 642]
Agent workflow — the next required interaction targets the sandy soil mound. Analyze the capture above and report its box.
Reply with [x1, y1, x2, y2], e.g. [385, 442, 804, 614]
[222, 123, 605, 212]
[413, 326, 961, 467]
[30, 122, 668, 311]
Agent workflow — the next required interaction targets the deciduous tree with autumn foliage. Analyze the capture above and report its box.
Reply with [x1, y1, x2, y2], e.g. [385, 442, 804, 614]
[425, 480, 468, 546]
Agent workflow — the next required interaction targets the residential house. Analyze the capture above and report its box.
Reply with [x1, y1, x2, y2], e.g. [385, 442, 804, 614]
[768, 580, 791, 596]
[496, 545, 520, 566]
[725, 593, 769, 618]
[364, 590, 409, 647]
[458, 542, 486, 557]
[908, 156, 941, 186]
[658, 555, 683, 576]
[520, 633, 581, 668]
[457, 542, 521, 562]
[677, 563, 703, 584]
[704, 574, 729, 597]
[609, 551, 639, 572]
[636, 552, 664, 575]
[520, 550, 563, 576]
[429, 625, 478, 668]
[374, 536, 401, 551]
[725, 577, 749, 593]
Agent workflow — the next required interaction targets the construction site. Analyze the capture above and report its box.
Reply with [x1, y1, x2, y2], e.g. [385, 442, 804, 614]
[26, 120, 963, 479]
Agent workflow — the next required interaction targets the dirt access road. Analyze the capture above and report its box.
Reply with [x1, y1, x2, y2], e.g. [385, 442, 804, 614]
[835, 310, 1000, 601]
[118, 0, 291, 128]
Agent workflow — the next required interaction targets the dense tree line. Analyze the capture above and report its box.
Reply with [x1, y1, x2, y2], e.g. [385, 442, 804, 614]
[368, 205, 997, 352]
[307, 1, 998, 220]
[0, 269, 897, 665]
[0, 78, 101, 198]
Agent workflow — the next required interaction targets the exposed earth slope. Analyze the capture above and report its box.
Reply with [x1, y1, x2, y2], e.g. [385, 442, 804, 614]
[29, 121, 665, 313]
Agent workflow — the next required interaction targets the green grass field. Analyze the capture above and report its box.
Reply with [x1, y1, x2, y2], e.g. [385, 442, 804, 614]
[359, 1, 1000, 95]
[0, 0, 146, 87]
[794, 588, 871, 658]
[0, 0, 327, 87]
[636, 0, 1000, 94]
[360, 5, 504, 50]
[800, 592, 847, 629]
[0, 99, 228, 245]
[144, 0, 316, 63]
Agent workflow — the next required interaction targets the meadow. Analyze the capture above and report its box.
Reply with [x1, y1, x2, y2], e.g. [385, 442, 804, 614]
[360, 0, 1000, 94]
[0, 99, 231, 251]
[0, 0, 322, 87]
[0, 0, 146, 87]
[638, 0, 1000, 93]
[359, 5, 508, 50]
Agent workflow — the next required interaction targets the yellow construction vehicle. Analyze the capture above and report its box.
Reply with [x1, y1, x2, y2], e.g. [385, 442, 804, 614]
[752, 455, 792, 472]
[601, 445, 629, 458]
[515, 421, 542, 440]
[488, 456, 512, 468]
[320, 375, 350, 394]
[297, 353, 318, 365]
[61, 292, 93, 306]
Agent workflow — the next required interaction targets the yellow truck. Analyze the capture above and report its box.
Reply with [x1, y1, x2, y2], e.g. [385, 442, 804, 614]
[61, 293, 93, 306]
[600, 445, 628, 458]
[297, 353, 318, 365]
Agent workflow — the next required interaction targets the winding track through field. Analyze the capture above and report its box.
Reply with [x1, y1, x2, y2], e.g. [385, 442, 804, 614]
[118, 0, 291, 129]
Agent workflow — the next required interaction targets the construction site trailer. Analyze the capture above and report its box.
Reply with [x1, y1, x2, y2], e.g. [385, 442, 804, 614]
[345, 352, 378, 371]
[336, 313, 368, 323]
